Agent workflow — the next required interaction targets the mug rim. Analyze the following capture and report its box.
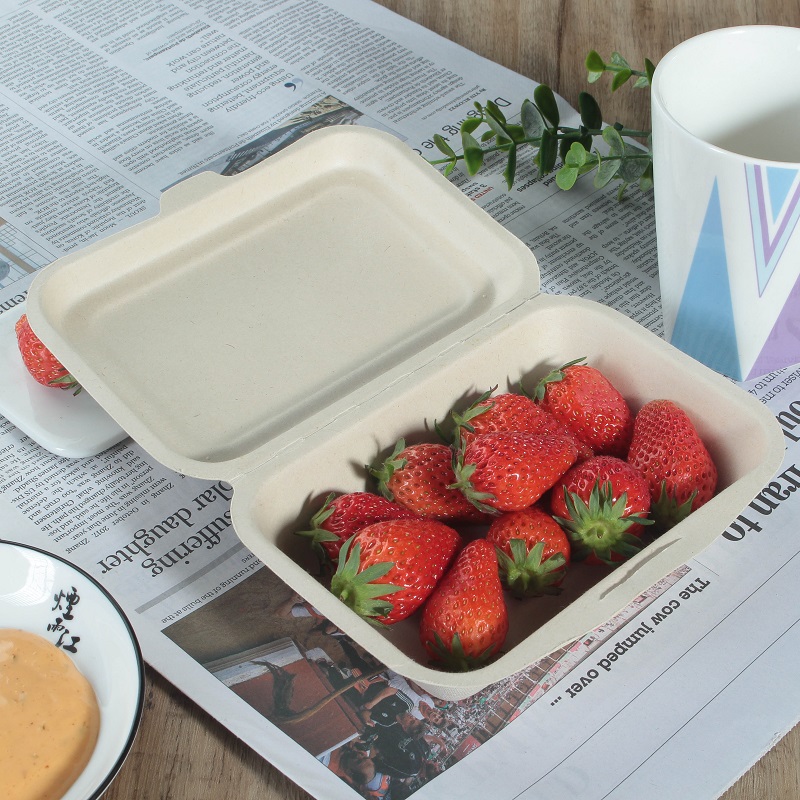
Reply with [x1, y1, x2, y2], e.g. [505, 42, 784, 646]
[651, 24, 800, 166]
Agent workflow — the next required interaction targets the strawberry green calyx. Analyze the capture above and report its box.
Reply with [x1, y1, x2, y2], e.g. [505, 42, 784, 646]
[446, 387, 496, 440]
[49, 372, 82, 395]
[529, 357, 586, 402]
[448, 444, 498, 514]
[369, 439, 409, 500]
[554, 481, 651, 566]
[329, 536, 403, 625]
[650, 481, 698, 534]
[426, 631, 502, 672]
[494, 539, 567, 598]
[295, 493, 340, 563]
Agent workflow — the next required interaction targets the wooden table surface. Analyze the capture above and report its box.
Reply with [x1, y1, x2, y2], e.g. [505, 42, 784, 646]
[103, 2, 800, 799]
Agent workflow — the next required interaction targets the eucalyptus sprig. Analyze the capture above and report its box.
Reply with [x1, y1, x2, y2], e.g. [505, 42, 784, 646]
[586, 50, 656, 91]
[429, 51, 656, 200]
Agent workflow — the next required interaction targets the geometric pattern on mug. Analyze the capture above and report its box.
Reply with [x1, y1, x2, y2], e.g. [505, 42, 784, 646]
[745, 163, 800, 296]
[747, 269, 800, 380]
[672, 179, 741, 379]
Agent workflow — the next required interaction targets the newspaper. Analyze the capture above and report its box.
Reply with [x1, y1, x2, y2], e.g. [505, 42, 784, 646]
[0, 1, 797, 798]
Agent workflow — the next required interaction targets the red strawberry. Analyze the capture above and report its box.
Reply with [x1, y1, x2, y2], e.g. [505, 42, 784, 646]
[532, 358, 632, 457]
[370, 439, 486, 521]
[448, 388, 593, 458]
[15, 313, 81, 394]
[419, 539, 508, 671]
[451, 432, 578, 513]
[486, 505, 570, 597]
[550, 455, 652, 565]
[626, 399, 718, 531]
[330, 518, 461, 625]
[296, 492, 418, 565]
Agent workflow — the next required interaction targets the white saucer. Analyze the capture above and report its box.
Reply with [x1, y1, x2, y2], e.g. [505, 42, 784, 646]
[0, 304, 127, 458]
[0, 540, 145, 800]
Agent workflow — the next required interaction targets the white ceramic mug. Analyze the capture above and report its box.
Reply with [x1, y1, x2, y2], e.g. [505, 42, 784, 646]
[651, 25, 800, 381]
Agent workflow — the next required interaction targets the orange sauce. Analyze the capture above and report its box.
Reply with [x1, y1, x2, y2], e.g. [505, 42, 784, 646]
[0, 628, 100, 800]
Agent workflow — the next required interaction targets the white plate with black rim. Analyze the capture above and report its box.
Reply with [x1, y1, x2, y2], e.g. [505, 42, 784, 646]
[0, 540, 145, 800]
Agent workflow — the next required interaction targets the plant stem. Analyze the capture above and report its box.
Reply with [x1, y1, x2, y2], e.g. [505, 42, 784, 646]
[562, 126, 650, 139]
[426, 131, 652, 168]
[597, 153, 651, 162]
[604, 64, 649, 78]
[587, 127, 651, 139]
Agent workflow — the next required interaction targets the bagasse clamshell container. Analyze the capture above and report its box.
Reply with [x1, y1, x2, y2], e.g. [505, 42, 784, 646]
[26, 127, 784, 701]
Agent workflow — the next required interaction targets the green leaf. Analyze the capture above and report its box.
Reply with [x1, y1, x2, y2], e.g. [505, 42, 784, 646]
[484, 106, 512, 141]
[602, 125, 626, 157]
[611, 67, 633, 91]
[480, 129, 496, 143]
[585, 50, 606, 73]
[594, 156, 620, 188]
[536, 128, 558, 174]
[503, 144, 518, 189]
[461, 130, 484, 175]
[433, 134, 456, 159]
[520, 98, 544, 140]
[578, 91, 603, 130]
[564, 141, 589, 168]
[645, 58, 656, 85]
[461, 117, 482, 134]
[533, 84, 560, 128]
[610, 52, 631, 69]
[585, 50, 605, 82]
[618, 145, 650, 184]
[485, 100, 508, 125]
[555, 165, 579, 190]
[638, 161, 654, 191]
[505, 123, 526, 143]
[443, 160, 456, 177]
[558, 131, 578, 161]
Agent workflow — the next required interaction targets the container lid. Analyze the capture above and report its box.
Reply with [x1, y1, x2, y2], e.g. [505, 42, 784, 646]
[26, 127, 540, 480]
